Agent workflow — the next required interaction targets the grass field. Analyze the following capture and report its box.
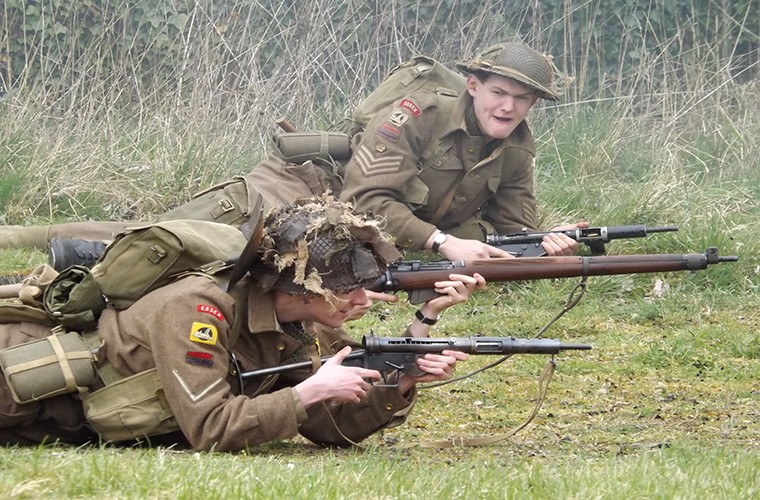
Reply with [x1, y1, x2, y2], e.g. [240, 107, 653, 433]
[1, 4, 759, 498]
[1, 146, 757, 498]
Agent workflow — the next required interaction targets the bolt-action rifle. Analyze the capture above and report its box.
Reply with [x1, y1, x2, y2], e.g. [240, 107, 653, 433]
[238, 335, 591, 386]
[368, 247, 738, 304]
[487, 224, 679, 257]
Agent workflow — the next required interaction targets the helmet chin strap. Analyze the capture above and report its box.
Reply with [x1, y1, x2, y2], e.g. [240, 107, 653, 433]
[225, 205, 265, 291]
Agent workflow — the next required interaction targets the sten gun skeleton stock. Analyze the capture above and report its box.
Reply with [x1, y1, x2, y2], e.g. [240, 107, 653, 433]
[238, 335, 592, 387]
[369, 247, 738, 304]
[487, 224, 679, 257]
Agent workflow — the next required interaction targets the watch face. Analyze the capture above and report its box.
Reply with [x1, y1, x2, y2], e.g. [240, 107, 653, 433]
[432, 232, 447, 252]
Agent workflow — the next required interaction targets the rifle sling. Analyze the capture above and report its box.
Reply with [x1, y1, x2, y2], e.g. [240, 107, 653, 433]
[413, 359, 557, 448]
[399, 278, 586, 447]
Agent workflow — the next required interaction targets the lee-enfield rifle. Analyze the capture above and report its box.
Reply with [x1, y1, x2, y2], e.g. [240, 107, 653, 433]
[368, 247, 738, 304]
[238, 335, 591, 386]
[487, 224, 679, 257]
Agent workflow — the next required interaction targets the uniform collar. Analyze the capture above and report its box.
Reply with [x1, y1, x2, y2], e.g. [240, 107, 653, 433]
[449, 91, 472, 137]
[246, 281, 285, 335]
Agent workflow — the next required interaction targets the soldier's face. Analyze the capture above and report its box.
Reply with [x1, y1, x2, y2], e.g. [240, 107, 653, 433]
[467, 74, 538, 140]
[301, 288, 371, 328]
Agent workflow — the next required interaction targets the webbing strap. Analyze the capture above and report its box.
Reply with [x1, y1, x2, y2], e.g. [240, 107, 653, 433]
[310, 354, 321, 375]
[48, 334, 77, 393]
[314, 271, 591, 449]
[406, 277, 590, 447]
[3, 351, 92, 377]
[225, 202, 265, 291]
[80, 330, 124, 386]
[322, 400, 362, 448]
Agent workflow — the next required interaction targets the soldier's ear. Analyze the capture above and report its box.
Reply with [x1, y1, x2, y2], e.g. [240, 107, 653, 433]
[466, 75, 479, 95]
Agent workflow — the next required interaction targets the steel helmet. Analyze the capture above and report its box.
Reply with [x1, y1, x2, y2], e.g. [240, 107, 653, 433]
[456, 42, 561, 101]
[252, 196, 401, 306]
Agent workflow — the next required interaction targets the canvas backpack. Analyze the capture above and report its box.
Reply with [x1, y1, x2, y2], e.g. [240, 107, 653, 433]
[156, 172, 266, 229]
[0, 170, 266, 441]
[43, 218, 252, 332]
[0, 172, 265, 343]
[343, 55, 466, 136]
[0, 218, 254, 439]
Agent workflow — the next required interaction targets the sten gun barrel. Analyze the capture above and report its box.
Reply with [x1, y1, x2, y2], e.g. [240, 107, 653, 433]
[361, 335, 591, 354]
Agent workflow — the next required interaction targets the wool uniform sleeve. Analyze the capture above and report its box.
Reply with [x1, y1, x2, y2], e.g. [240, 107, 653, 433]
[340, 93, 443, 249]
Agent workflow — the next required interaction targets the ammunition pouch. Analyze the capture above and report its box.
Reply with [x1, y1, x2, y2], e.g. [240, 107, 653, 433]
[81, 368, 179, 441]
[272, 131, 352, 164]
[0, 331, 98, 404]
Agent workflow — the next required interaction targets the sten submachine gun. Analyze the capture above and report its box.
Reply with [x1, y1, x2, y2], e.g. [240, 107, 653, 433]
[239, 335, 591, 386]
[488, 224, 679, 257]
[369, 247, 738, 304]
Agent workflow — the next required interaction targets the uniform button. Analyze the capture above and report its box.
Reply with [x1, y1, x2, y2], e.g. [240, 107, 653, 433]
[434, 160, 441, 166]
[276, 343, 286, 351]
[375, 143, 387, 153]
[385, 404, 394, 411]
[467, 147, 475, 153]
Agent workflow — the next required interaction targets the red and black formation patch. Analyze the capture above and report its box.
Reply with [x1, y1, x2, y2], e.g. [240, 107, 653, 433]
[186, 351, 214, 368]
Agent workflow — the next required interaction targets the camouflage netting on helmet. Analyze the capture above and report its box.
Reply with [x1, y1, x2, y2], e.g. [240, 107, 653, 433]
[252, 196, 401, 306]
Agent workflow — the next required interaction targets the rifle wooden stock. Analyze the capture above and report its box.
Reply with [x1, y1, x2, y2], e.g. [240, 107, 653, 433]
[369, 247, 738, 303]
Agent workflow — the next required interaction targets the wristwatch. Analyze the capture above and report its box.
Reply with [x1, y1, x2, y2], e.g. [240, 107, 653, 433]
[415, 309, 440, 325]
[431, 231, 448, 253]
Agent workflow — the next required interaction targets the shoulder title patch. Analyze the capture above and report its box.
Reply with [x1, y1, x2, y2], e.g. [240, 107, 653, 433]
[399, 99, 421, 117]
[197, 304, 224, 321]
[189, 322, 218, 346]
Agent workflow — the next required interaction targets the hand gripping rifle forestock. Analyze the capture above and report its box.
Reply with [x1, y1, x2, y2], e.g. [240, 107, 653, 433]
[368, 247, 738, 304]
[239, 336, 591, 385]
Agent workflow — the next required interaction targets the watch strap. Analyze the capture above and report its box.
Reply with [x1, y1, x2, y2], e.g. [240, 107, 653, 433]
[431, 232, 448, 253]
[415, 309, 440, 325]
